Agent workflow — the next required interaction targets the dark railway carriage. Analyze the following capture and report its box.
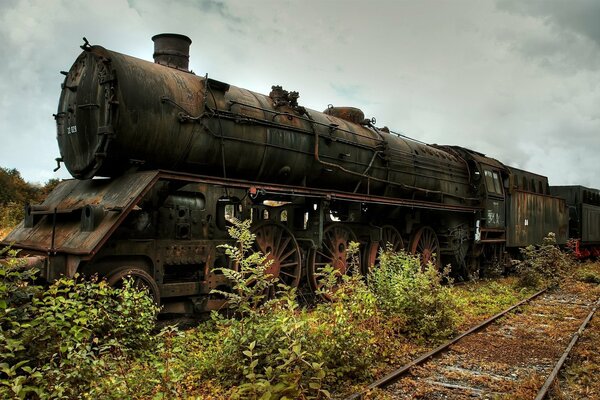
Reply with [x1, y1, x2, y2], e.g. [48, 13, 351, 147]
[506, 168, 568, 248]
[550, 185, 600, 258]
[0, 34, 575, 313]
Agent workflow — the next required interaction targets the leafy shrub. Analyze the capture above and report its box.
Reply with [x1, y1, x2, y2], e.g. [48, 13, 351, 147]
[368, 250, 461, 342]
[515, 233, 572, 288]
[0, 167, 59, 235]
[85, 325, 191, 400]
[305, 269, 378, 384]
[211, 219, 276, 316]
[0, 248, 43, 398]
[191, 220, 376, 398]
[0, 246, 159, 399]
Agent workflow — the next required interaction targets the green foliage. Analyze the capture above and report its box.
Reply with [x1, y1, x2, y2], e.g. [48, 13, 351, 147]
[452, 280, 527, 319]
[0, 246, 159, 399]
[575, 263, 600, 284]
[576, 269, 600, 284]
[0, 168, 37, 206]
[211, 219, 276, 316]
[0, 248, 43, 398]
[0, 167, 59, 235]
[0, 202, 25, 233]
[7, 218, 556, 398]
[305, 272, 378, 383]
[185, 220, 376, 398]
[84, 325, 191, 400]
[516, 233, 573, 289]
[368, 250, 461, 342]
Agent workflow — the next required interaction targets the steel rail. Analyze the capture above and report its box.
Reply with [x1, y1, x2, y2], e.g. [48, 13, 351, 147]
[345, 287, 548, 400]
[534, 297, 600, 400]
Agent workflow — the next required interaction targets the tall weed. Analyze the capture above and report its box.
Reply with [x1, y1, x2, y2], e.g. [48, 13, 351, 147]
[516, 233, 572, 288]
[368, 250, 460, 342]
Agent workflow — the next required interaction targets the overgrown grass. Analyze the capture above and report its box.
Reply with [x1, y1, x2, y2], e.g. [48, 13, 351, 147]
[73, 221, 465, 399]
[452, 278, 535, 328]
[515, 233, 573, 289]
[1, 224, 582, 399]
[575, 261, 600, 284]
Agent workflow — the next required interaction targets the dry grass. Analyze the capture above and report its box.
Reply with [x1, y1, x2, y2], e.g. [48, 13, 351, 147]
[549, 261, 600, 399]
[0, 227, 9, 240]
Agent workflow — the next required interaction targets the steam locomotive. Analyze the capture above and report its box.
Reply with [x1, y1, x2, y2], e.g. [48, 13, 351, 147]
[3, 34, 599, 314]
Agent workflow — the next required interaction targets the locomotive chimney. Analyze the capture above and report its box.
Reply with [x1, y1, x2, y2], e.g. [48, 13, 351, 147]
[151, 33, 192, 71]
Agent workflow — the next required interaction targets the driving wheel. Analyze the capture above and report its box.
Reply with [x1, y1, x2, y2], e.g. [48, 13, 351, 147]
[307, 224, 360, 294]
[107, 266, 160, 306]
[364, 225, 404, 274]
[252, 221, 302, 288]
[409, 226, 441, 269]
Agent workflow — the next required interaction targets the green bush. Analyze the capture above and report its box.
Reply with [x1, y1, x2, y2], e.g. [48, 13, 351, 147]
[0, 248, 43, 398]
[368, 250, 461, 342]
[515, 233, 572, 289]
[84, 325, 190, 400]
[305, 269, 378, 384]
[188, 220, 376, 399]
[0, 246, 159, 399]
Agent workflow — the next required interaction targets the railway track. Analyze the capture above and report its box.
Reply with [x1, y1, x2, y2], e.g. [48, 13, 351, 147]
[346, 287, 599, 399]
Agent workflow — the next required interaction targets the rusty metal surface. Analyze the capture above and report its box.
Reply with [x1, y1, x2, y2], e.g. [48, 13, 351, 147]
[323, 106, 366, 124]
[506, 190, 568, 247]
[550, 185, 600, 207]
[151, 33, 191, 71]
[484, 197, 505, 229]
[439, 145, 506, 170]
[155, 170, 481, 213]
[56, 41, 475, 207]
[1, 171, 158, 256]
[508, 166, 550, 194]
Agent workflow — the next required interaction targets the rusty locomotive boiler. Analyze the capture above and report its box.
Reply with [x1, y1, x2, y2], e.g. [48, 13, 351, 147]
[2, 34, 572, 313]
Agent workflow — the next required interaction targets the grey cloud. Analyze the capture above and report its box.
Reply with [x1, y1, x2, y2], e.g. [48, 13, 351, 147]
[497, 0, 600, 46]
[494, 1, 600, 73]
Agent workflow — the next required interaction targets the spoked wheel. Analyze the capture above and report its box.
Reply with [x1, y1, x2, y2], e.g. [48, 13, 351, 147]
[409, 226, 441, 269]
[364, 225, 404, 274]
[251, 221, 302, 289]
[107, 266, 161, 306]
[307, 224, 360, 294]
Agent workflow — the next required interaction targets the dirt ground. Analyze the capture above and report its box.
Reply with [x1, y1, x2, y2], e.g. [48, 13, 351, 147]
[549, 261, 600, 400]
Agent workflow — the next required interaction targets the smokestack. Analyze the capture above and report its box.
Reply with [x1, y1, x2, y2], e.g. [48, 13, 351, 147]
[151, 33, 192, 71]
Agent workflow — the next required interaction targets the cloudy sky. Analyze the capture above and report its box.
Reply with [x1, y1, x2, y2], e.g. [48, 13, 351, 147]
[1, 0, 599, 188]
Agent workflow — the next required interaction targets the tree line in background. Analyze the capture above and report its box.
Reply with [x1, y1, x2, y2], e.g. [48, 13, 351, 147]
[0, 167, 59, 235]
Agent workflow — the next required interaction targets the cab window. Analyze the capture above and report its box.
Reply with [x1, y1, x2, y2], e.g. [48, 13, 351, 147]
[492, 172, 502, 194]
[484, 169, 503, 195]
